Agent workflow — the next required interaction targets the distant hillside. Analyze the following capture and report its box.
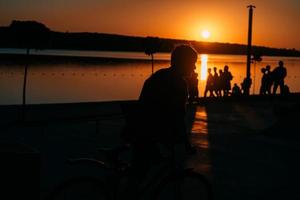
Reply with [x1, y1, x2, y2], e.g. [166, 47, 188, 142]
[0, 20, 299, 57]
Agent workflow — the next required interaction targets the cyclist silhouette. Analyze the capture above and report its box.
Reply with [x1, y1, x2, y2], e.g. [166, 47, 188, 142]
[122, 44, 198, 170]
[120, 45, 198, 198]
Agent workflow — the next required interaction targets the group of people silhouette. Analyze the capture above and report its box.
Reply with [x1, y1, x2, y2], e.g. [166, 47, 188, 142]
[260, 60, 289, 95]
[203, 65, 233, 97]
[187, 60, 289, 100]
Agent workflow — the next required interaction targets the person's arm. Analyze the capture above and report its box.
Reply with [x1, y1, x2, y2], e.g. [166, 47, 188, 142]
[283, 68, 287, 78]
[139, 78, 150, 101]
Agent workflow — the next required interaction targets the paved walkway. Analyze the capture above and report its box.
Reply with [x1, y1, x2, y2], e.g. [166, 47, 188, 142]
[187, 100, 300, 200]
[1, 97, 300, 199]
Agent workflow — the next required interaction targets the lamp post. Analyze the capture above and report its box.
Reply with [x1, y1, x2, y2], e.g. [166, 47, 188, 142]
[10, 20, 50, 121]
[144, 37, 161, 75]
[244, 5, 255, 95]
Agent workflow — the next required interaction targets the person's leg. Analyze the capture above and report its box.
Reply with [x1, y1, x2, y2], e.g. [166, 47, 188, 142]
[267, 85, 271, 95]
[124, 142, 160, 199]
[279, 81, 285, 95]
[204, 88, 208, 97]
[259, 86, 263, 95]
[209, 89, 212, 97]
[174, 142, 187, 170]
[224, 89, 228, 96]
[219, 89, 223, 97]
[273, 82, 278, 94]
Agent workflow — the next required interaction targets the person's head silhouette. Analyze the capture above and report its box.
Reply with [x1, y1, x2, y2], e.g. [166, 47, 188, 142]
[170, 45, 198, 77]
[279, 60, 284, 67]
[224, 65, 229, 72]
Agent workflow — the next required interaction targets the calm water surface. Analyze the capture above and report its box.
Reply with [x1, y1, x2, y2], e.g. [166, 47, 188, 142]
[0, 49, 299, 105]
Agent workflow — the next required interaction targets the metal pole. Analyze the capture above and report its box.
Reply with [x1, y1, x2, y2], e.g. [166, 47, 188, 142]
[151, 54, 154, 74]
[23, 48, 29, 106]
[22, 48, 29, 121]
[245, 5, 255, 95]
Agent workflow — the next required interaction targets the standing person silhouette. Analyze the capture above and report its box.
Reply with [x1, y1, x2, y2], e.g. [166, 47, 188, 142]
[259, 68, 267, 95]
[212, 67, 220, 97]
[272, 60, 287, 95]
[265, 65, 273, 95]
[223, 65, 233, 96]
[218, 69, 224, 97]
[204, 68, 214, 97]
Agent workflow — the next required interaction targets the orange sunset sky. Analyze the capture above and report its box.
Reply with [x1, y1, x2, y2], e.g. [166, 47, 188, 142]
[1, 0, 300, 50]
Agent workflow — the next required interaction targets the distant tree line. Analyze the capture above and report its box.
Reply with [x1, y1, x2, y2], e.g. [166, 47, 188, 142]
[0, 20, 299, 57]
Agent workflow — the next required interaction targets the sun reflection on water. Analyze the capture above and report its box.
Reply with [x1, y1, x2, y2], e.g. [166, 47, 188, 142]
[200, 54, 208, 80]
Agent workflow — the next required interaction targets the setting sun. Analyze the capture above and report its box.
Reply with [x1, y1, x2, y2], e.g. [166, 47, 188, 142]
[201, 30, 211, 39]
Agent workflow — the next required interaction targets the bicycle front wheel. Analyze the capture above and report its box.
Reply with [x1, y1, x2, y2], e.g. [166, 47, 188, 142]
[45, 177, 110, 200]
[154, 170, 212, 200]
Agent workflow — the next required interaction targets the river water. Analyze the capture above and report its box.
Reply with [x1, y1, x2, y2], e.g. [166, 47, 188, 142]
[0, 49, 299, 105]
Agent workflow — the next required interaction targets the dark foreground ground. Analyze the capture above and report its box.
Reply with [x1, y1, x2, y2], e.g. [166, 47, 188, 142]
[1, 94, 300, 200]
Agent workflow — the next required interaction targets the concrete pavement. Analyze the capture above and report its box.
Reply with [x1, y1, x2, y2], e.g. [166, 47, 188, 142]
[1, 96, 300, 199]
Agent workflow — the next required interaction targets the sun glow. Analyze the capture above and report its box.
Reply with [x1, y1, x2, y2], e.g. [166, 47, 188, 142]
[201, 30, 211, 39]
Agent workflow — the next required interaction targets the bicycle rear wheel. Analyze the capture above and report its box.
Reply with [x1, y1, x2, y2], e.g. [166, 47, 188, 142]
[153, 170, 212, 200]
[45, 177, 110, 200]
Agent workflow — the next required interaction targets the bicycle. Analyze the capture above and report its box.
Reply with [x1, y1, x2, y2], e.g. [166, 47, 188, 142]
[45, 102, 213, 200]
[45, 142, 212, 200]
